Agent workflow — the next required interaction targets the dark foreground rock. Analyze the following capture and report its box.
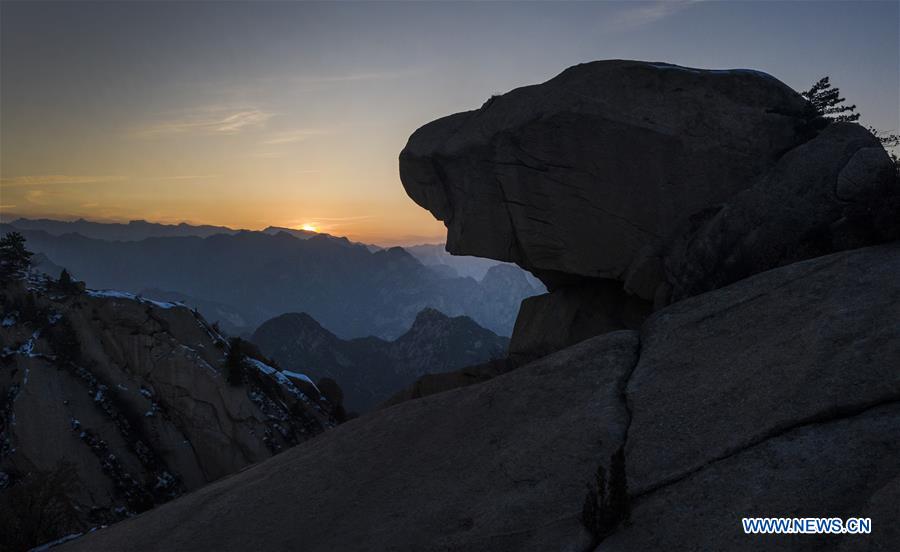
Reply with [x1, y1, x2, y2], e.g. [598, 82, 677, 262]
[664, 122, 898, 301]
[508, 279, 649, 363]
[64, 331, 640, 552]
[615, 243, 900, 551]
[605, 403, 900, 551]
[63, 243, 900, 551]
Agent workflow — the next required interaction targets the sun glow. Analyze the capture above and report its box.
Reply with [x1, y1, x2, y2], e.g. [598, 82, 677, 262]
[300, 223, 319, 232]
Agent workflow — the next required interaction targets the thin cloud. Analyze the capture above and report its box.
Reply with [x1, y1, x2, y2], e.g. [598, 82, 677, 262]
[152, 174, 220, 181]
[25, 190, 49, 204]
[306, 215, 376, 222]
[607, 0, 706, 31]
[0, 175, 125, 187]
[249, 151, 285, 159]
[292, 70, 414, 84]
[262, 129, 329, 145]
[135, 108, 273, 137]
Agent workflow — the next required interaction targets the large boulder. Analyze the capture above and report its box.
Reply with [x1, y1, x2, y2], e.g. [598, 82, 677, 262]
[611, 243, 900, 551]
[400, 60, 819, 292]
[664, 122, 899, 301]
[604, 403, 900, 551]
[626, 242, 900, 496]
[508, 279, 650, 363]
[64, 331, 641, 552]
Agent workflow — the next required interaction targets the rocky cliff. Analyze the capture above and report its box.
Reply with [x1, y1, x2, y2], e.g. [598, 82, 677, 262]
[0, 274, 336, 549]
[251, 307, 509, 412]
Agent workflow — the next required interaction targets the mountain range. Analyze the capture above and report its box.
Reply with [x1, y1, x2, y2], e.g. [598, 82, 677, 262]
[251, 308, 509, 412]
[0, 219, 542, 339]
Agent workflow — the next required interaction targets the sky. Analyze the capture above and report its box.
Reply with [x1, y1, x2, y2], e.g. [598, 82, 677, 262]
[1, 1, 898, 246]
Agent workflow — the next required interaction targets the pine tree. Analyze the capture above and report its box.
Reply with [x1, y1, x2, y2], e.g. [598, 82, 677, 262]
[57, 268, 82, 294]
[801, 76, 860, 123]
[225, 337, 246, 386]
[581, 448, 631, 542]
[59, 269, 73, 287]
[0, 232, 33, 280]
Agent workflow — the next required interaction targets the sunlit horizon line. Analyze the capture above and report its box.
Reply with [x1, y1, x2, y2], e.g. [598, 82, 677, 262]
[0, 210, 446, 247]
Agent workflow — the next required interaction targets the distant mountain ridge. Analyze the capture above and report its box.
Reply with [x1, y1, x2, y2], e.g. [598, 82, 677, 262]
[251, 308, 509, 411]
[3, 217, 240, 241]
[1, 222, 540, 339]
[5, 217, 543, 282]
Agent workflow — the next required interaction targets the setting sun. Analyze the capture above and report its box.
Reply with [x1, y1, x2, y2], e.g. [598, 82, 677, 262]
[300, 223, 319, 233]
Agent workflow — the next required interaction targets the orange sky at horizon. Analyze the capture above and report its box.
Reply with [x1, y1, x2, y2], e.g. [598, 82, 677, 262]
[0, 181, 448, 247]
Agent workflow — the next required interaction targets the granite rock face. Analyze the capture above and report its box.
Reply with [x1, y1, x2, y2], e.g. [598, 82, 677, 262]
[664, 122, 899, 301]
[611, 243, 900, 551]
[65, 331, 641, 552]
[508, 279, 649, 363]
[400, 60, 817, 292]
[625, 243, 900, 495]
[0, 278, 335, 537]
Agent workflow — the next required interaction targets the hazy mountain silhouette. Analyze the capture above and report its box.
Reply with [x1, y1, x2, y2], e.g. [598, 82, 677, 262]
[1, 222, 540, 339]
[4, 216, 240, 241]
[251, 308, 509, 411]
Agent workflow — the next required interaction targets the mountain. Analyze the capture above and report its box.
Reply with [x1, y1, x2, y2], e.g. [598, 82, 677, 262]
[0, 225, 540, 339]
[260, 225, 318, 240]
[251, 308, 509, 412]
[29, 252, 65, 279]
[404, 243, 507, 280]
[3, 217, 240, 242]
[0, 272, 337, 550]
[405, 243, 544, 290]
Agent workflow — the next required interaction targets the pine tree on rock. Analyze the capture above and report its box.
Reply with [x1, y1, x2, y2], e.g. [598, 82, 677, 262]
[0, 232, 33, 280]
[802, 76, 860, 123]
[226, 337, 247, 386]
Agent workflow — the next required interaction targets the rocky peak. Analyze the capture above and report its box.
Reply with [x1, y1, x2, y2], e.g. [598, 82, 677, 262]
[407, 306, 448, 327]
[257, 312, 338, 345]
[251, 308, 508, 412]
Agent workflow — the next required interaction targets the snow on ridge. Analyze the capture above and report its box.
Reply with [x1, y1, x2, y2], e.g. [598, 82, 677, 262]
[86, 289, 181, 309]
[29, 531, 84, 551]
[282, 370, 321, 393]
[246, 357, 277, 375]
[246, 358, 320, 403]
[646, 63, 775, 80]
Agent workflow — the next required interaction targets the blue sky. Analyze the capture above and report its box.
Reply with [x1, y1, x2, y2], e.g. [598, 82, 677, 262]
[1, 1, 897, 244]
